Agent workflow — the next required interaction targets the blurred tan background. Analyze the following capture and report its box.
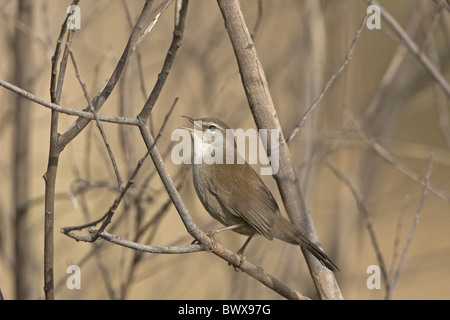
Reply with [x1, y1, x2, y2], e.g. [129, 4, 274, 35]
[0, 0, 449, 299]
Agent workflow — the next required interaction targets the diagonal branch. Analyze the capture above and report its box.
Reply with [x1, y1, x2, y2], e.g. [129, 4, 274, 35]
[287, 2, 371, 145]
[367, 0, 450, 98]
[216, 0, 342, 300]
[325, 160, 389, 287]
[345, 110, 450, 203]
[58, 0, 156, 146]
[385, 153, 435, 299]
[67, 44, 123, 188]
[137, 0, 187, 122]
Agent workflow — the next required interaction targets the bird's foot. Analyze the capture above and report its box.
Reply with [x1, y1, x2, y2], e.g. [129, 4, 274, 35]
[192, 231, 218, 252]
[228, 251, 246, 271]
[205, 231, 218, 251]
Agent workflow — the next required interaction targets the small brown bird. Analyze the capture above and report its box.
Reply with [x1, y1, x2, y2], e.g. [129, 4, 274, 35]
[182, 116, 338, 272]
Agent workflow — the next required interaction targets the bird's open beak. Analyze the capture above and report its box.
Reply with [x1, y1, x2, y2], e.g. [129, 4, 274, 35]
[180, 115, 200, 133]
[181, 115, 195, 123]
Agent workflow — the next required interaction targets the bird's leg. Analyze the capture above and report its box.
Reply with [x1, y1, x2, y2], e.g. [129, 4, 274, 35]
[191, 223, 246, 251]
[207, 223, 246, 237]
[236, 234, 254, 256]
[230, 234, 254, 271]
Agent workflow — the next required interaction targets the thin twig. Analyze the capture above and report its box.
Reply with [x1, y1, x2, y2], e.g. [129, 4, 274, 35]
[286, 1, 372, 145]
[61, 162, 136, 242]
[91, 229, 204, 254]
[67, 44, 123, 188]
[120, 176, 186, 299]
[367, 0, 450, 98]
[121, 0, 154, 136]
[58, 0, 156, 146]
[345, 110, 450, 202]
[60, 95, 179, 241]
[325, 160, 389, 287]
[389, 195, 410, 278]
[153, 97, 179, 146]
[0, 79, 140, 126]
[133, 0, 174, 51]
[50, 0, 80, 102]
[250, 0, 263, 40]
[386, 153, 435, 299]
[137, 0, 187, 121]
[362, 0, 425, 122]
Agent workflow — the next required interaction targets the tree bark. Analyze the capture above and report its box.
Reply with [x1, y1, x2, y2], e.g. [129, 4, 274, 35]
[216, 0, 342, 299]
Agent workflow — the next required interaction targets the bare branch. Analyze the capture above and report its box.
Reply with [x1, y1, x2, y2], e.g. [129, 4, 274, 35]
[287, 2, 371, 145]
[134, 0, 174, 50]
[389, 196, 410, 278]
[216, 0, 342, 299]
[61, 162, 136, 242]
[325, 160, 389, 286]
[368, 0, 450, 98]
[58, 0, 156, 146]
[345, 110, 450, 203]
[386, 153, 435, 299]
[67, 44, 123, 188]
[50, 0, 80, 103]
[43, 5, 78, 297]
[137, 0, 188, 122]
[91, 229, 204, 254]
[0, 79, 140, 126]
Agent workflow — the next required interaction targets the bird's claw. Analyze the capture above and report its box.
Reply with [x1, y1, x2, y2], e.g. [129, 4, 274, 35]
[205, 231, 218, 251]
[228, 252, 246, 271]
[192, 231, 218, 251]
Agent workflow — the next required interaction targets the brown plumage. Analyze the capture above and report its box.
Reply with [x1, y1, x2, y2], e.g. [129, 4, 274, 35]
[183, 116, 338, 272]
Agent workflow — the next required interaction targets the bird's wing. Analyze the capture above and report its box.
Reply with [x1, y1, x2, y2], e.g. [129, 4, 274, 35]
[207, 163, 279, 240]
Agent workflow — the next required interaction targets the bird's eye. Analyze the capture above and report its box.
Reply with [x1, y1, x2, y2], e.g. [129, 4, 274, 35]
[208, 125, 217, 131]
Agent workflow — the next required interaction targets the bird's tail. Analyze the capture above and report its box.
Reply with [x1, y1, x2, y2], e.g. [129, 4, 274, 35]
[274, 217, 339, 272]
